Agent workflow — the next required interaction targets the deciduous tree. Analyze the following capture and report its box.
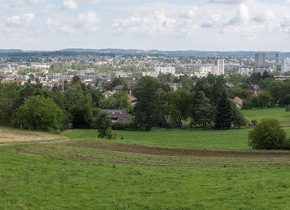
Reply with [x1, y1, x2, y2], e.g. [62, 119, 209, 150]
[16, 95, 66, 132]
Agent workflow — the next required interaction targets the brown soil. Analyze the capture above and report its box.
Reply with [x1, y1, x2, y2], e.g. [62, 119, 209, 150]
[68, 141, 290, 158]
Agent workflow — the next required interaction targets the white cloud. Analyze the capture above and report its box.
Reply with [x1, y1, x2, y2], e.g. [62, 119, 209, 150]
[227, 3, 249, 25]
[201, 14, 229, 28]
[46, 18, 75, 34]
[77, 11, 100, 32]
[6, 13, 35, 27]
[112, 11, 176, 37]
[181, 7, 200, 19]
[287, 0, 290, 5]
[253, 9, 275, 22]
[30, 0, 46, 3]
[47, 18, 60, 29]
[60, 26, 75, 33]
[220, 25, 240, 34]
[207, 0, 248, 4]
[280, 16, 290, 34]
[179, 20, 199, 36]
[63, 0, 77, 10]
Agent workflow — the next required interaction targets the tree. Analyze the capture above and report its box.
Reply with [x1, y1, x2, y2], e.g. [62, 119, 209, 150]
[215, 90, 232, 129]
[100, 91, 132, 112]
[64, 84, 94, 128]
[192, 91, 215, 128]
[0, 82, 23, 126]
[231, 103, 247, 129]
[167, 88, 193, 127]
[16, 95, 66, 132]
[92, 109, 113, 139]
[248, 118, 287, 150]
[252, 92, 272, 108]
[133, 76, 164, 131]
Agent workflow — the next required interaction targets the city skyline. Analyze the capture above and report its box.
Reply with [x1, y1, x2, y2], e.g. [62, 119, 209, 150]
[0, 0, 289, 52]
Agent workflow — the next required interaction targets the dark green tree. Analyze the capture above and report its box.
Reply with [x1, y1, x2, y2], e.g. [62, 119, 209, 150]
[192, 91, 215, 128]
[215, 90, 232, 129]
[133, 76, 164, 131]
[252, 92, 272, 108]
[0, 82, 23, 126]
[16, 95, 66, 132]
[231, 103, 247, 129]
[64, 84, 93, 128]
[167, 88, 193, 127]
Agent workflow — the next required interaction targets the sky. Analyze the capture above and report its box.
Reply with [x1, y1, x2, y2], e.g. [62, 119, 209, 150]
[0, 0, 289, 51]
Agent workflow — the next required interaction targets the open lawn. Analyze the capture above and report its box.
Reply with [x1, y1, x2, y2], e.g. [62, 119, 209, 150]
[242, 107, 290, 124]
[1, 107, 290, 209]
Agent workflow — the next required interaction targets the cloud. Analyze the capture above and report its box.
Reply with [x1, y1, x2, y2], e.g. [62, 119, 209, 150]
[201, 14, 229, 28]
[6, 13, 35, 27]
[111, 11, 176, 36]
[179, 20, 199, 36]
[280, 16, 290, 34]
[202, 3, 249, 28]
[227, 3, 249, 25]
[77, 11, 100, 32]
[253, 9, 275, 22]
[207, 0, 248, 4]
[46, 18, 75, 34]
[60, 26, 75, 33]
[63, 0, 77, 10]
[180, 7, 200, 19]
[220, 25, 240, 34]
[287, 0, 290, 5]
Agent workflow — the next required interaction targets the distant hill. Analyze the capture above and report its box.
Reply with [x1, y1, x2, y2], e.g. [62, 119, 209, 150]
[0, 48, 289, 58]
[62, 48, 290, 58]
[0, 49, 23, 54]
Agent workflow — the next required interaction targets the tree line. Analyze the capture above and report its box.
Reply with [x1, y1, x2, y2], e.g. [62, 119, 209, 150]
[0, 71, 289, 137]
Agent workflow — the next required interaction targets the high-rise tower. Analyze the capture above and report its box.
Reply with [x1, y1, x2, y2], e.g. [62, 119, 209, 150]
[255, 53, 265, 67]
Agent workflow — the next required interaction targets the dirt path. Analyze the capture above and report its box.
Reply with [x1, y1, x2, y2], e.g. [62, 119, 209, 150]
[68, 141, 290, 158]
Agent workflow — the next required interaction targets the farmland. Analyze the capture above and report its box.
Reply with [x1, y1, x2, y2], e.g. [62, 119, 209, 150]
[1, 107, 290, 209]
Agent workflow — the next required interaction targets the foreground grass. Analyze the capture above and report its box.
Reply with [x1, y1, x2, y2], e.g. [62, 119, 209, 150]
[1, 144, 290, 210]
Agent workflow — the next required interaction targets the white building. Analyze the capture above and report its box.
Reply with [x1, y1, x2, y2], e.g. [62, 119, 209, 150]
[154, 67, 176, 75]
[239, 68, 253, 75]
[282, 58, 290, 73]
[276, 52, 287, 66]
[216, 59, 224, 75]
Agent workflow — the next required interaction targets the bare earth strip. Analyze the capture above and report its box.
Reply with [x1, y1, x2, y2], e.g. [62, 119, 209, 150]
[68, 141, 290, 158]
[0, 129, 61, 142]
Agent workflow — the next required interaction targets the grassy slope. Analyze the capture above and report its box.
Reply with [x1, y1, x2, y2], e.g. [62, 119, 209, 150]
[1, 107, 290, 209]
[1, 147, 290, 210]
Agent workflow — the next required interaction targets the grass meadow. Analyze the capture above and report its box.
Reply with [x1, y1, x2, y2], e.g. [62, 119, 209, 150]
[1, 107, 290, 209]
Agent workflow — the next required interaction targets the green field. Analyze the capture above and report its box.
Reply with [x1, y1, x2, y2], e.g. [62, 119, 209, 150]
[242, 107, 290, 123]
[1, 107, 290, 209]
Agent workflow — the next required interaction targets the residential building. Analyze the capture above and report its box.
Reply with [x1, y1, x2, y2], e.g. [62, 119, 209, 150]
[217, 59, 224, 75]
[154, 67, 176, 75]
[255, 53, 265, 67]
[282, 58, 290, 73]
[276, 52, 287, 66]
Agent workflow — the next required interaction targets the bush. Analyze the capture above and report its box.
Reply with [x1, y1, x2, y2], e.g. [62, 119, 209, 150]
[248, 118, 287, 150]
